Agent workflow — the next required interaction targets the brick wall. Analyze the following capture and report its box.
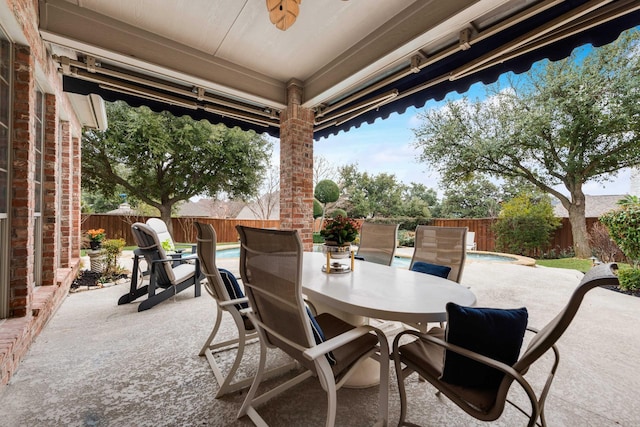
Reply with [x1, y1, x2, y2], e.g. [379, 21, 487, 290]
[10, 44, 35, 317]
[0, 0, 83, 388]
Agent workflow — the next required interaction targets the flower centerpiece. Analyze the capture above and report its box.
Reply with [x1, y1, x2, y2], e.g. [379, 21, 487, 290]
[320, 215, 359, 246]
[86, 228, 106, 250]
[320, 216, 358, 262]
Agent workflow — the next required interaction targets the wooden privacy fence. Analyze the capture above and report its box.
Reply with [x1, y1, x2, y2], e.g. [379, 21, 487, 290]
[84, 214, 598, 253]
[432, 217, 599, 253]
[82, 215, 280, 246]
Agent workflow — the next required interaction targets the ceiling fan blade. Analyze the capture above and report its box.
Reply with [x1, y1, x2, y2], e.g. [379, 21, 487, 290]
[266, 0, 301, 31]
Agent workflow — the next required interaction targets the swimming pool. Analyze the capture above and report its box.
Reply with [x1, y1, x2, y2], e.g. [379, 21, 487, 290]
[215, 246, 521, 266]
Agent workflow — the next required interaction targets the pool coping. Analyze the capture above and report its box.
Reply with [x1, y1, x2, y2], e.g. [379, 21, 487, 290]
[215, 244, 537, 267]
[393, 247, 536, 267]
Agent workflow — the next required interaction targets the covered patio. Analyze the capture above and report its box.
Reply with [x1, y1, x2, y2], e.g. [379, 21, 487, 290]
[0, 256, 638, 426]
[1, 0, 640, 412]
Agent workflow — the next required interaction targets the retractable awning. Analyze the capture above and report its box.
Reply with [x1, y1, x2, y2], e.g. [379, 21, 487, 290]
[40, 0, 640, 140]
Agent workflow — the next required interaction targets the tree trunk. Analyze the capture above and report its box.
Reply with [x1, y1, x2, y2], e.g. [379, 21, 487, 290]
[566, 193, 591, 258]
[159, 205, 173, 236]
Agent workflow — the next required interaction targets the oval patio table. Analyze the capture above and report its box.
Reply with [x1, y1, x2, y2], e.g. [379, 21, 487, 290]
[302, 251, 476, 325]
[301, 251, 477, 387]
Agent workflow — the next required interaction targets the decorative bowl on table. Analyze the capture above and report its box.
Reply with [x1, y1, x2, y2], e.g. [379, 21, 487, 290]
[321, 242, 353, 259]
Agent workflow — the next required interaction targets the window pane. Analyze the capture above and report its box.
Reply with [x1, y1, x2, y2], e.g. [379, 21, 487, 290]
[34, 182, 40, 212]
[0, 38, 8, 82]
[0, 171, 6, 214]
[0, 126, 6, 171]
[0, 81, 7, 127]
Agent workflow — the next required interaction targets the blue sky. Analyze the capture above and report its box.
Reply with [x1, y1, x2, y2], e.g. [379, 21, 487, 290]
[272, 79, 632, 198]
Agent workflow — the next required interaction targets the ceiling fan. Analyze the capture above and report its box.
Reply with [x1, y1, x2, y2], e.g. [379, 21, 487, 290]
[267, 0, 349, 31]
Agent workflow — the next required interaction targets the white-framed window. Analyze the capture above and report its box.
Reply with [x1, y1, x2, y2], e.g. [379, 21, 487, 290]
[0, 27, 11, 316]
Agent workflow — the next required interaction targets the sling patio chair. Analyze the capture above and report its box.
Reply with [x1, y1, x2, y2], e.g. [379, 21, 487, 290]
[407, 225, 468, 330]
[118, 222, 201, 311]
[392, 262, 619, 427]
[355, 222, 399, 266]
[409, 225, 468, 283]
[236, 225, 389, 427]
[194, 222, 296, 398]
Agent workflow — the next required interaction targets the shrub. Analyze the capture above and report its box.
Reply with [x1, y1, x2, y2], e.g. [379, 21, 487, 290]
[588, 222, 624, 263]
[398, 230, 415, 247]
[618, 267, 640, 292]
[493, 194, 561, 257]
[364, 216, 431, 231]
[101, 238, 126, 278]
[600, 203, 640, 267]
[330, 208, 348, 218]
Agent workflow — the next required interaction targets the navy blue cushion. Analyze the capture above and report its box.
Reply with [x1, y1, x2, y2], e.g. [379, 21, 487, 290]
[306, 306, 337, 365]
[218, 269, 249, 311]
[441, 302, 528, 388]
[411, 261, 451, 279]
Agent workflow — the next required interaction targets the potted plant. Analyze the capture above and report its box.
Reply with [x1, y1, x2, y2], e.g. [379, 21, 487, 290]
[320, 216, 359, 259]
[320, 215, 359, 245]
[86, 228, 106, 250]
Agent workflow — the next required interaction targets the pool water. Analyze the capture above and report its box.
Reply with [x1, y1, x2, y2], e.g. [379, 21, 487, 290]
[215, 246, 517, 266]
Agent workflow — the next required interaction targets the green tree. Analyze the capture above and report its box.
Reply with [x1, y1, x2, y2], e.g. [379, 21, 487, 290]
[338, 164, 406, 218]
[402, 183, 437, 218]
[82, 101, 270, 233]
[314, 179, 340, 230]
[413, 30, 640, 258]
[493, 193, 561, 257]
[81, 189, 123, 213]
[440, 176, 501, 218]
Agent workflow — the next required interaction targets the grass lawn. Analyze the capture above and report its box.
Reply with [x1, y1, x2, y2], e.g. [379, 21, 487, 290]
[535, 258, 594, 273]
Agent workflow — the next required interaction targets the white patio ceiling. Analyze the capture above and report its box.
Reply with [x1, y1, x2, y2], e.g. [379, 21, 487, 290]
[39, 0, 640, 138]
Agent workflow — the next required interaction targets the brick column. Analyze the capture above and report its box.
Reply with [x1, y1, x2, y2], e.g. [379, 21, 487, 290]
[41, 94, 58, 286]
[9, 45, 35, 317]
[279, 79, 314, 250]
[71, 135, 81, 258]
[59, 121, 71, 266]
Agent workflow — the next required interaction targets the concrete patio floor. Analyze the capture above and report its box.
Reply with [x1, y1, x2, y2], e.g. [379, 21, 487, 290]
[0, 253, 639, 426]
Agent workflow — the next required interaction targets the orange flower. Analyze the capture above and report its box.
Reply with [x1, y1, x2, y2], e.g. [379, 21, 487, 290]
[86, 228, 106, 242]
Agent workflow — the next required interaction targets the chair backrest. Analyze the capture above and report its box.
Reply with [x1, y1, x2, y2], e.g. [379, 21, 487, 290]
[356, 222, 399, 266]
[194, 221, 247, 309]
[515, 262, 619, 372]
[410, 225, 467, 283]
[466, 231, 476, 250]
[146, 218, 175, 252]
[236, 226, 317, 370]
[131, 222, 174, 285]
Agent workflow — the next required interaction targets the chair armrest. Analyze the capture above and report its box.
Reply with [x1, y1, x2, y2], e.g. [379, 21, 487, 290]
[150, 257, 180, 265]
[394, 329, 523, 382]
[303, 325, 379, 361]
[219, 297, 250, 308]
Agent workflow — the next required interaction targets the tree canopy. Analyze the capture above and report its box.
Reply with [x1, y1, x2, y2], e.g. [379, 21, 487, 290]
[82, 101, 271, 231]
[412, 29, 640, 258]
[440, 176, 501, 218]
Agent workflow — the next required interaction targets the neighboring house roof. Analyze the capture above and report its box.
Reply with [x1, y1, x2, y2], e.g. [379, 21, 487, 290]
[177, 199, 245, 218]
[236, 201, 279, 220]
[553, 195, 626, 218]
[235, 191, 280, 220]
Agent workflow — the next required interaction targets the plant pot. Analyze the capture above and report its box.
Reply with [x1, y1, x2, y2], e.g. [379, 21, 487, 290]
[89, 241, 102, 250]
[322, 242, 352, 259]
